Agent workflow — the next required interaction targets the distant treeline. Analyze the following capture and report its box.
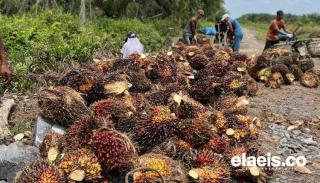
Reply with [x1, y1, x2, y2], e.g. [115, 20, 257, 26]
[239, 13, 320, 25]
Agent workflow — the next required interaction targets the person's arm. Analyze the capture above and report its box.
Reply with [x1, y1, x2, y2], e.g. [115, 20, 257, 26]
[0, 36, 11, 83]
[227, 21, 234, 33]
[191, 18, 197, 36]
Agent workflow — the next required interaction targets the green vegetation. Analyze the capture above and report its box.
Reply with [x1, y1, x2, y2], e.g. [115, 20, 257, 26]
[239, 13, 320, 41]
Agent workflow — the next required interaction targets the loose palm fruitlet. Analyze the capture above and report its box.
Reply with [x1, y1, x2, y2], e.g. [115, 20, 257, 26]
[130, 153, 187, 183]
[58, 148, 102, 182]
[133, 106, 181, 153]
[38, 86, 88, 127]
[60, 66, 105, 103]
[91, 128, 138, 173]
[15, 159, 65, 183]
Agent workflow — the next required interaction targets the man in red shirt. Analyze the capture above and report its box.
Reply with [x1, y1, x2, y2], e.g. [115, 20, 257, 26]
[264, 10, 292, 50]
[0, 37, 11, 84]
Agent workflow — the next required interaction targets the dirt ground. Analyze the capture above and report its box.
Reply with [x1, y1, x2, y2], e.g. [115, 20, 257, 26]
[242, 28, 320, 183]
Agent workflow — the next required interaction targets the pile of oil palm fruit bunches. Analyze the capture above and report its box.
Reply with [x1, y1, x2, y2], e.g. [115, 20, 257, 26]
[16, 35, 273, 183]
[249, 47, 319, 89]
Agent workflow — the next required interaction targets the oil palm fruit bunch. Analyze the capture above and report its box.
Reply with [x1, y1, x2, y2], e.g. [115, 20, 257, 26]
[178, 113, 214, 148]
[196, 35, 210, 45]
[300, 71, 319, 88]
[169, 91, 207, 119]
[189, 76, 222, 103]
[232, 165, 270, 183]
[289, 64, 304, 79]
[199, 60, 230, 78]
[228, 61, 247, 73]
[191, 149, 222, 168]
[204, 136, 230, 154]
[91, 128, 138, 173]
[146, 84, 184, 106]
[188, 161, 231, 183]
[184, 46, 202, 60]
[201, 44, 216, 58]
[133, 106, 181, 153]
[188, 54, 209, 70]
[214, 94, 248, 117]
[58, 148, 102, 182]
[230, 52, 248, 62]
[222, 71, 248, 95]
[125, 70, 152, 93]
[15, 159, 65, 183]
[154, 138, 194, 166]
[60, 66, 105, 103]
[213, 49, 231, 62]
[90, 60, 112, 74]
[270, 64, 295, 84]
[103, 73, 133, 96]
[110, 58, 141, 73]
[266, 72, 283, 89]
[65, 114, 110, 150]
[130, 153, 186, 183]
[299, 58, 315, 72]
[38, 86, 88, 127]
[39, 132, 63, 158]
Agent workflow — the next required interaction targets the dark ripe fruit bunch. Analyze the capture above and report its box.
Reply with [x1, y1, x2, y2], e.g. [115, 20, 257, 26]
[60, 66, 105, 103]
[188, 165, 230, 183]
[204, 60, 230, 78]
[91, 128, 137, 173]
[103, 73, 132, 96]
[226, 146, 248, 160]
[196, 35, 210, 45]
[169, 91, 207, 119]
[214, 94, 238, 111]
[263, 48, 291, 60]
[184, 46, 202, 59]
[40, 131, 63, 158]
[211, 111, 228, 133]
[213, 49, 231, 62]
[155, 138, 194, 165]
[188, 54, 209, 70]
[204, 136, 230, 154]
[16, 159, 65, 183]
[111, 58, 141, 73]
[134, 106, 180, 152]
[289, 64, 304, 79]
[133, 153, 186, 183]
[190, 77, 222, 103]
[228, 61, 247, 73]
[192, 149, 221, 168]
[58, 148, 102, 182]
[148, 53, 177, 83]
[122, 94, 151, 113]
[146, 84, 183, 106]
[267, 72, 283, 89]
[178, 114, 214, 148]
[126, 71, 152, 93]
[222, 71, 248, 94]
[65, 114, 109, 150]
[230, 52, 248, 62]
[90, 61, 112, 74]
[201, 44, 217, 58]
[300, 72, 319, 88]
[271, 64, 295, 84]
[38, 86, 88, 127]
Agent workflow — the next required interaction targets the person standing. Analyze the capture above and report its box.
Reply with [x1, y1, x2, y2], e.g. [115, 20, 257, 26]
[264, 10, 292, 50]
[183, 10, 205, 45]
[121, 31, 144, 58]
[0, 36, 11, 84]
[221, 14, 243, 52]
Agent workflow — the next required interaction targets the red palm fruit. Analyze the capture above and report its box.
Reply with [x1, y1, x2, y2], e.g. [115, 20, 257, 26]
[192, 149, 221, 168]
[91, 128, 137, 173]
[226, 146, 248, 160]
[205, 136, 230, 154]
[15, 159, 65, 183]
[134, 106, 181, 153]
[58, 148, 102, 182]
[40, 131, 63, 158]
[38, 86, 88, 127]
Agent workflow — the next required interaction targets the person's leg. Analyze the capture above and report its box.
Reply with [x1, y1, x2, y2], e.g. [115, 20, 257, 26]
[232, 34, 242, 52]
[184, 34, 191, 45]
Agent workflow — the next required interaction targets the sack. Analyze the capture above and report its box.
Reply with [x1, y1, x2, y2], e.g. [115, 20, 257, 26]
[203, 27, 216, 36]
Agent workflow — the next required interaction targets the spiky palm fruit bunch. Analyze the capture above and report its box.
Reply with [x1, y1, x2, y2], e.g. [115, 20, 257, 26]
[125, 70, 152, 93]
[230, 52, 248, 62]
[90, 98, 131, 121]
[110, 58, 141, 73]
[188, 165, 230, 183]
[266, 72, 283, 89]
[290, 64, 304, 79]
[40, 132, 63, 158]
[90, 60, 112, 74]
[103, 73, 133, 96]
[192, 149, 222, 168]
[272, 55, 294, 66]
[91, 128, 137, 173]
[121, 94, 152, 114]
[214, 94, 238, 111]
[222, 71, 248, 94]
[189, 77, 222, 103]
[204, 136, 230, 154]
[134, 106, 181, 153]
[176, 61, 194, 73]
[228, 61, 247, 73]
[213, 49, 231, 62]
[60, 66, 105, 103]
[257, 67, 272, 82]
[271, 64, 295, 84]
[133, 153, 186, 183]
[246, 79, 259, 96]
[300, 72, 319, 88]
[184, 46, 202, 60]
[146, 84, 183, 106]
[169, 91, 207, 119]
[154, 138, 194, 166]
[299, 58, 315, 72]
[58, 148, 102, 182]
[65, 114, 110, 150]
[15, 159, 65, 183]
[196, 35, 210, 45]
[263, 48, 291, 60]
[198, 60, 230, 78]
[188, 54, 209, 70]
[225, 146, 248, 160]
[178, 114, 214, 148]
[201, 44, 217, 58]
[38, 86, 88, 127]
[211, 111, 228, 133]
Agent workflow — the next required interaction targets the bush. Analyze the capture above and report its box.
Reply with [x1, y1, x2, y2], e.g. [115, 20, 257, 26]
[0, 11, 165, 94]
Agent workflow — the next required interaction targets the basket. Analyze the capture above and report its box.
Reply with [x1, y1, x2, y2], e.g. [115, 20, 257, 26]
[307, 38, 320, 57]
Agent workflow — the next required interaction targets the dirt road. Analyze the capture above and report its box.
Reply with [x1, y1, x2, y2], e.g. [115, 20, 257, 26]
[242, 28, 320, 183]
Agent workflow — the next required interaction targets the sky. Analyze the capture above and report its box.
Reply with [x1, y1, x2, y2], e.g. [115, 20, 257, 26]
[224, 0, 320, 18]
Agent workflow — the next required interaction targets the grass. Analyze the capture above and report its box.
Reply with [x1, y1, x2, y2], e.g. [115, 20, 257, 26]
[241, 22, 320, 41]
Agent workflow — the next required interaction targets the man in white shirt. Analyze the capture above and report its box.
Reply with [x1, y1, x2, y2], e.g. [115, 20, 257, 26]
[121, 32, 144, 58]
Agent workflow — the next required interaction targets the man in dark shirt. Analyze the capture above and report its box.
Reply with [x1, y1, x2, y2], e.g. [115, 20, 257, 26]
[0, 36, 11, 84]
[264, 10, 292, 50]
[183, 10, 205, 45]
